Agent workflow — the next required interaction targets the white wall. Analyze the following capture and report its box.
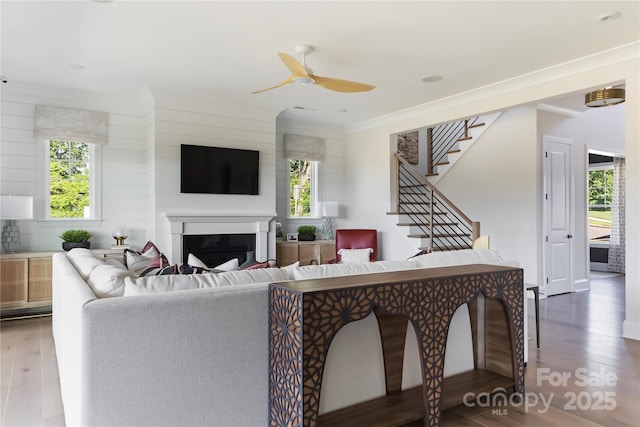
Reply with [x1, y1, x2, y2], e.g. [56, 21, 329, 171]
[0, 83, 153, 251]
[275, 118, 346, 237]
[437, 106, 540, 284]
[344, 53, 639, 340]
[148, 89, 278, 262]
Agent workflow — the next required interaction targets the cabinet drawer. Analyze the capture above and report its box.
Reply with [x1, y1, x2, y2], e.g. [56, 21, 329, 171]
[28, 258, 53, 302]
[0, 259, 27, 304]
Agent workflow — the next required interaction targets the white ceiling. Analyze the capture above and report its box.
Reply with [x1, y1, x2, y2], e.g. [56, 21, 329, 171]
[1, 1, 638, 126]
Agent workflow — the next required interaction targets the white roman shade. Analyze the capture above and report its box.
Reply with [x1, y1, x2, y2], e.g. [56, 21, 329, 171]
[283, 134, 325, 161]
[34, 105, 108, 144]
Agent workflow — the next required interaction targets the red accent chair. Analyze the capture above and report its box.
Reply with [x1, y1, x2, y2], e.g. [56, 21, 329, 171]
[335, 229, 378, 262]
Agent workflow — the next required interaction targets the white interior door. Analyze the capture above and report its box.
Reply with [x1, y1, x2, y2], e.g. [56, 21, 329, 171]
[544, 136, 573, 296]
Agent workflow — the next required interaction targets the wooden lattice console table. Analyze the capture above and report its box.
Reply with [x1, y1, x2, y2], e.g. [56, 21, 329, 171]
[268, 263, 524, 427]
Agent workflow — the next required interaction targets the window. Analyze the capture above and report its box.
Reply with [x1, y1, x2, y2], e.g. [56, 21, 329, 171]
[588, 166, 613, 242]
[289, 159, 318, 217]
[46, 140, 100, 219]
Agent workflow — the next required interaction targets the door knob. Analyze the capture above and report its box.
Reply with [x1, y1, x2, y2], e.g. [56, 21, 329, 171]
[567, 234, 573, 239]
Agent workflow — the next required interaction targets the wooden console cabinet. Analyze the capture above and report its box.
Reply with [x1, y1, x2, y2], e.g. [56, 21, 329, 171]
[1, 253, 53, 310]
[276, 240, 335, 266]
[268, 264, 524, 426]
[0, 249, 124, 315]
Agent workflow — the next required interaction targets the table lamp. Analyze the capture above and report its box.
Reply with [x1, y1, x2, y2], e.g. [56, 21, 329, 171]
[1, 195, 34, 253]
[321, 201, 339, 240]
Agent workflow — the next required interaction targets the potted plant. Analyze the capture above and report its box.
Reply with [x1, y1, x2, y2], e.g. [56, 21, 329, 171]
[59, 229, 93, 251]
[297, 225, 316, 241]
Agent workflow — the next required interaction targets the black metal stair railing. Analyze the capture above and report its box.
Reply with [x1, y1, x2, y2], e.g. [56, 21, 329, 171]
[429, 117, 482, 174]
[395, 153, 479, 251]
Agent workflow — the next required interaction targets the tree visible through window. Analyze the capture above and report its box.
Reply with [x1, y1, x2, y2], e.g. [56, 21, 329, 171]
[49, 140, 91, 218]
[289, 159, 313, 217]
[588, 167, 613, 242]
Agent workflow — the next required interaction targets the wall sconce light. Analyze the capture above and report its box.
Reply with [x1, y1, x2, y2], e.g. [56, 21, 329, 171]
[1, 195, 34, 253]
[585, 88, 625, 108]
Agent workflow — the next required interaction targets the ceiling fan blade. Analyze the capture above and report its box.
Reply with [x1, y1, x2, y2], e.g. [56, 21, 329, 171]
[278, 53, 309, 78]
[311, 74, 375, 93]
[251, 77, 294, 94]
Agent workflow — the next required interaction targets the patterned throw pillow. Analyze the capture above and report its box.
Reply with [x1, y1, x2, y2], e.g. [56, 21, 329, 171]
[124, 241, 169, 276]
[408, 248, 433, 259]
[240, 261, 271, 270]
[150, 264, 211, 276]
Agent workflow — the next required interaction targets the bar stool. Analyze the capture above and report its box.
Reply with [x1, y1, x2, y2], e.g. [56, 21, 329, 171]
[526, 285, 540, 348]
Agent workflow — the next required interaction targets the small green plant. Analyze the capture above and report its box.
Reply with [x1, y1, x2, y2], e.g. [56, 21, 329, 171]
[297, 225, 316, 236]
[59, 229, 93, 242]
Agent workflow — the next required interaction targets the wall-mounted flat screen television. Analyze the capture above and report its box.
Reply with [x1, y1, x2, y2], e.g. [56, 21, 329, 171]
[180, 144, 259, 195]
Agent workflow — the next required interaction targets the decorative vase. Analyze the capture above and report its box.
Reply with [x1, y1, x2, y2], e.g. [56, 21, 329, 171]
[62, 241, 91, 251]
[298, 234, 316, 241]
[321, 216, 333, 240]
[1, 219, 21, 253]
[239, 250, 257, 268]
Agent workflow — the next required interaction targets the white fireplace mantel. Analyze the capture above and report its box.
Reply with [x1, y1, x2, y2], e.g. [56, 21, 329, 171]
[164, 212, 276, 264]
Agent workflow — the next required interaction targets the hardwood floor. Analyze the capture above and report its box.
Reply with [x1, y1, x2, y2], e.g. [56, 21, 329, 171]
[1, 274, 638, 426]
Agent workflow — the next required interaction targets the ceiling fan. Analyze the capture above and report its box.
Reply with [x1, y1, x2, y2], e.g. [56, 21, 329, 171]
[251, 44, 375, 94]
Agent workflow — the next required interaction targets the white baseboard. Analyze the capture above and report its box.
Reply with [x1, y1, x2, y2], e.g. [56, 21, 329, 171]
[623, 320, 640, 341]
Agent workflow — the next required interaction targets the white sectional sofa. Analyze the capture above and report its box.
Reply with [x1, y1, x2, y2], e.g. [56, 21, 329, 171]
[52, 247, 516, 426]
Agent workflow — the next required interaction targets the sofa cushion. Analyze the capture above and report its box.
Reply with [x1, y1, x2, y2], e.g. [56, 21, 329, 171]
[123, 267, 290, 295]
[375, 259, 421, 271]
[87, 264, 137, 298]
[411, 248, 503, 268]
[69, 255, 105, 280]
[291, 262, 387, 280]
[66, 248, 100, 260]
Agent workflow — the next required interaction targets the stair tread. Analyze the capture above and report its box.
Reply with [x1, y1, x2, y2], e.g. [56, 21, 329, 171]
[426, 173, 439, 177]
[435, 161, 450, 166]
[457, 137, 472, 142]
[468, 122, 485, 128]
[447, 149, 461, 154]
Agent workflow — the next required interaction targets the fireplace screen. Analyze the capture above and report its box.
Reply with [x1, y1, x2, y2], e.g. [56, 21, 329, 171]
[182, 234, 256, 267]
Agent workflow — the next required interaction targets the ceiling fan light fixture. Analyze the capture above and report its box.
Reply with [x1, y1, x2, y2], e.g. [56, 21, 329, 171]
[585, 88, 625, 107]
[293, 76, 315, 85]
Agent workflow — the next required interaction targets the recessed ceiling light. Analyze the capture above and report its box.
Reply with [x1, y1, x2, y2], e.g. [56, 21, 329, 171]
[337, 108, 348, 113]
[421, 75, 443, 83]
[90, 0, 114, 3]
[597, 11, 620, 23]
[69, 63, 85, 71]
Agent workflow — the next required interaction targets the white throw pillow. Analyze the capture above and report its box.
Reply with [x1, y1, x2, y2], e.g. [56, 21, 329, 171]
[214, 258, 239, 272]
[280, 261, 300, 280]
[338, 248, 373, 264]
[187, 253, 208, 268]
[187, 254, 239, 271]
[88, 264, 136, 298]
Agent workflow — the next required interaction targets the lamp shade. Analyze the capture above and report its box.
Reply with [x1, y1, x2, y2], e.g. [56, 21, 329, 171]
[322, 201, 339, 218]
[0, 195, 33, 220]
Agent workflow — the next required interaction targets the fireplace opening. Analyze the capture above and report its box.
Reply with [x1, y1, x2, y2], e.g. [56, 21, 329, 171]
[182, 234, 256, 267]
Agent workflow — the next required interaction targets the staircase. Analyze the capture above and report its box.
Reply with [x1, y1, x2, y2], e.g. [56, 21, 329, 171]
[390, 154, 479, 251]
[426, 112, 500, 183]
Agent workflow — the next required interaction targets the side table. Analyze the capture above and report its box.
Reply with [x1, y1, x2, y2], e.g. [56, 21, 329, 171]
[268, 264, 524, 426]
